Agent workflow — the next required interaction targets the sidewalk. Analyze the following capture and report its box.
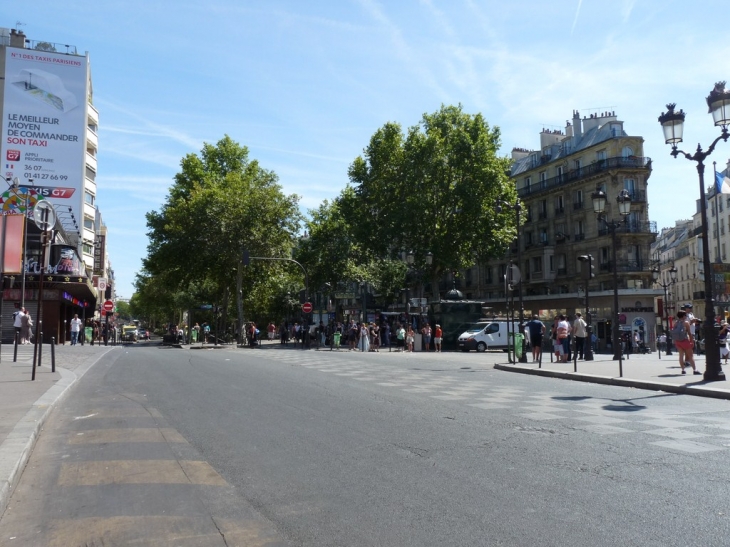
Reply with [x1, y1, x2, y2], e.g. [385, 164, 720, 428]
[0, 342, 119, 519]
[495, 349, 730, 400]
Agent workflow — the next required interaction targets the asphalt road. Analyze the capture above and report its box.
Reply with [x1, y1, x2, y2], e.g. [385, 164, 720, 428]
[1, 344, 729, 546]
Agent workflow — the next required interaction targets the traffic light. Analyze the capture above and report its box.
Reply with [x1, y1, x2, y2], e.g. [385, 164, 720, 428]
[104, 283, 112, 299]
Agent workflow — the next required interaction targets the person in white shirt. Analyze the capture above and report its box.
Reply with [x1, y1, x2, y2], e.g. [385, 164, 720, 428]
[70, 314, 83, 345]
[573, 312, 587, 360]
[12, 307, 25, 343]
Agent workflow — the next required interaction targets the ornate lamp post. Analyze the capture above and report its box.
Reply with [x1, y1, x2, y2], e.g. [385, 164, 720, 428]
[496, 199, 527, 363]
[658, 81, 730, 382]
[592, 187, 632, 375]
[652, 266, 678, 356]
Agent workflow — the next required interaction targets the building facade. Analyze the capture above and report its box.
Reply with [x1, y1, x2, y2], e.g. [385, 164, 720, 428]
[478, 110, 660, 351]
[0, 27, 108, 342]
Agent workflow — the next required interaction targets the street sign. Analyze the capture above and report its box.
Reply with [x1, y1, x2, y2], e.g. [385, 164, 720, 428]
[302, 302, 313, 313]
[102, 300, 114, 313]
[32, 200, 57, 232]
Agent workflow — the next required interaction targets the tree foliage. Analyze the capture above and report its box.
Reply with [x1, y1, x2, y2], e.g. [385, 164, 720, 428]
[342, 104, 517, 293]
[140, 136, 303, 325]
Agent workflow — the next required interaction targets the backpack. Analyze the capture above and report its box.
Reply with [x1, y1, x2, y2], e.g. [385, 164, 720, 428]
[671, 321, 687, 342]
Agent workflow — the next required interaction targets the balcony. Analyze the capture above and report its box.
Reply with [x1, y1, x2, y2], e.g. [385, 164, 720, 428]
[517, 155, 652, 198]
[538, 212, 548, 220]
[693, 291, 706, 300]
[554, 207, 565, 217]
[598, 221, 657, 236]
[573, 201, 584, 210]
[574, 233, 585, 242]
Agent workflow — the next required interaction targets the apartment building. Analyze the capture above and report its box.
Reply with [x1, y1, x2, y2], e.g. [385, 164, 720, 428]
[478, 110, 660, 351]
[0, 27, 108, 341]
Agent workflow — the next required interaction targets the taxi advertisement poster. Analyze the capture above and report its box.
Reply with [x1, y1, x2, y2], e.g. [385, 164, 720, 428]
[1, 46, 88, 222]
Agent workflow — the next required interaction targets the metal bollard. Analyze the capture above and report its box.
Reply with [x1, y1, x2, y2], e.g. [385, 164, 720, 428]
[51, 336, 56, 372]
[38, 327, 43, 368]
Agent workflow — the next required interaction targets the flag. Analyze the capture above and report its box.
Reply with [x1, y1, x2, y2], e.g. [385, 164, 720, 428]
[716, 171, 730, 194]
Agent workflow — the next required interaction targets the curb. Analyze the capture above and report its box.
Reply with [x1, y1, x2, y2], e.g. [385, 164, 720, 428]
[494, 364, 730, 401]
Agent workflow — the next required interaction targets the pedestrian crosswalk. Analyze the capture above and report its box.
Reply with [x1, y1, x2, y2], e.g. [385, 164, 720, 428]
[258, 348, 730, 455]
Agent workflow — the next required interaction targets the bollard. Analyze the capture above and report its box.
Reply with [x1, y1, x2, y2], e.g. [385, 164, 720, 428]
[38, 327, 43, 368]
[13, 331, 18, 363]
[51, 336, 56, 372]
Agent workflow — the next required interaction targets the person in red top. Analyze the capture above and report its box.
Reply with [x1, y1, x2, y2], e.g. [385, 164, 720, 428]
[267, 322, 276, 342]
[434, 324, 443, 353]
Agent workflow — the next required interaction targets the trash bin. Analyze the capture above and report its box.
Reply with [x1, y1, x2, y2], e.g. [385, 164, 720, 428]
[514, 333, 524, 359]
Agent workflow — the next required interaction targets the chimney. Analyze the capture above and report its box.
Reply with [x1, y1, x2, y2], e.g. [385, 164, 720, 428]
[9, 29, 26, 48]
[511, 147, 531, 161]
[565, 120, 573, 138]
[572, 110, 582, 139]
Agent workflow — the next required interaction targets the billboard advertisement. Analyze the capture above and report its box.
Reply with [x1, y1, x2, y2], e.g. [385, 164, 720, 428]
[1, 47, 87, 225]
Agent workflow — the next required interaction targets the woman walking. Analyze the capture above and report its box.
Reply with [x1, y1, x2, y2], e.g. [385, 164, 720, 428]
[674, 310, 701, 375]
[359, 322, 370, 352]
[20, 312, 33, 344]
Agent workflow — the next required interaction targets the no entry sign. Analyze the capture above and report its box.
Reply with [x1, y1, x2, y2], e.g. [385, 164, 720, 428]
[302, 302, 313, 314]
[102, 300, 114, 313]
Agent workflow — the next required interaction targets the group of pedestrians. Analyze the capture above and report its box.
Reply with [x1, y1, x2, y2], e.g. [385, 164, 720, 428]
[525, 313, 594, 363]
[274, 318, 443, 352]
[12, 307, 34, 345]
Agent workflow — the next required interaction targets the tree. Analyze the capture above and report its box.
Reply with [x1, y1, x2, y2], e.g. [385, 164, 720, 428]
[142, 136, 303, 327]
[343, 104, 517, 298]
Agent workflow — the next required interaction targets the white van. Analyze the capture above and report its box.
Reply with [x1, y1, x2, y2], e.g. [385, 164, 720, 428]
[457, 321, 519, 352]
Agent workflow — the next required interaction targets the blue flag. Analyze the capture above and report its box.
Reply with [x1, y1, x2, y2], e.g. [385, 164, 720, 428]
[716, 171, 730, 195]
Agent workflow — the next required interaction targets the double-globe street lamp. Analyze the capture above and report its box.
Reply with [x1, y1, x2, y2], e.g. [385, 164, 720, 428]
[591, 187, 632, 375]
[652, 266, 678, 357]
[496, 198, 528, 363]
[658, 81, 730, 382]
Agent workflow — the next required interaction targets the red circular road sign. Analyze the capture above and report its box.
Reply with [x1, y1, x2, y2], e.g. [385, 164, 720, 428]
[301, 302, 313, 314]
[102, 300, 114, 313]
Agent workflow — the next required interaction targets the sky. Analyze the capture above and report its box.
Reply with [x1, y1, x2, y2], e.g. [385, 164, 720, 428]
[4, 0, 730, 300]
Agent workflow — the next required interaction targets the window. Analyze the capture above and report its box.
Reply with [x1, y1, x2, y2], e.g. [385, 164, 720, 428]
[574, 189, 583, 208]
[574, 220, 585, 239]
[82, 243, 93, 255]
[574, 159, 582, 171]
[83, 217, 94, 231]
[556, 165, 564, 180]
[622, 146, 634, 158]
[84, 191, 95, 206]
[539, 229, 548, 243]
[624, 178, 636, 193]
[539, 200, 548, 219]
[596, 150, 607, 161]
[555, 195, 564, 213]
[524, 177, 531, 192]
[85, 166, 96, 182]
[532, 256, 543, 273]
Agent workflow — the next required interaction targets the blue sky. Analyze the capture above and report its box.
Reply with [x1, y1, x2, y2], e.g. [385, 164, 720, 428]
[4, 0, 730, 299]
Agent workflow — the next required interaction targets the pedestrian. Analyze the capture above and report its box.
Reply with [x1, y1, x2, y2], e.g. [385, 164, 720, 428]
[396, 323, 406, 352]
[191, 323, 200, 343]
[70, 313, 83, 345]
[13, 307, 25, 343]
[719, 321, 730, 364]
[422, 323, 432, 352]
[526, 315, 546, 362]
[434, 324, 443, 352]
[681, 303, 700, 345]
[381, 322, 391, 350]
[349, 321, 358, 351]
[20, 311, 33, 344]
[359, 322, 370, 352]
[406, 325, 415, 352]
[268, 322, 276, 342]
[672, 310, 701, 375]
[280, 322, 289, 345]
[372, 324, 380, 352]
[573, 312, 587, 360]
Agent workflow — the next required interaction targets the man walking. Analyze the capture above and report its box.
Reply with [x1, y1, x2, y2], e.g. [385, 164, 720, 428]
[13, 307, 25, 343]
[70, 313, 83, 345]
[526, 315, 546, 362]
[573, 312, 587, 360]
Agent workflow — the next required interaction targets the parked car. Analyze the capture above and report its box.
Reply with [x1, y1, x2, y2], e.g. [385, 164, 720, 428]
[457, 321, 519, 352]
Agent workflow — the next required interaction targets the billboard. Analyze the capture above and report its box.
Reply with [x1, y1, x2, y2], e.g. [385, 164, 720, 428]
[1, 47, 87, 225]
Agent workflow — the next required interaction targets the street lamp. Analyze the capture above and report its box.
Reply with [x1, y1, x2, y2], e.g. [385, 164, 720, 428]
[592, 186, 632, 375]
[406, 250, 433, 314]
[577, 254, 594, 361]
[652, 266, 678, 356]
[496, 199, 527, 363]
[658, 81, 730, 382]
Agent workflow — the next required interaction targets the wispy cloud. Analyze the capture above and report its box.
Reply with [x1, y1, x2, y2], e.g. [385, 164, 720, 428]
[571, 0, 583, 36]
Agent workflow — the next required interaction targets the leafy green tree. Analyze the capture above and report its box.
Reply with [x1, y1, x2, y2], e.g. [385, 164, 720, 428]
[142, 136, 303, 328]
[343, 104, 516, 298]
